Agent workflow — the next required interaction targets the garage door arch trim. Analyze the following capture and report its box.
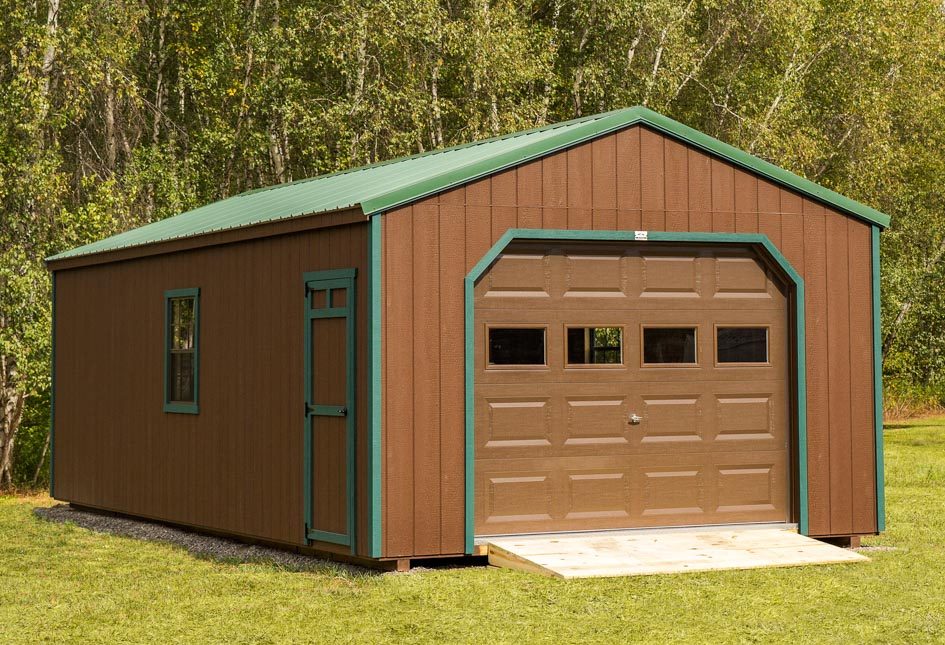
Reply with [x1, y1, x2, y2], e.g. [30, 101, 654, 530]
[463, 229, 807, 553]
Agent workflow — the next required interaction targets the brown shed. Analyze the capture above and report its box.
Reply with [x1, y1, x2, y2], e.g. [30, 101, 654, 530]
[47, 107, 889, 567]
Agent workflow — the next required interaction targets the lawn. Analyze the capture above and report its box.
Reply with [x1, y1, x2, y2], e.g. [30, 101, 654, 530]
[2, 418, 945, 644]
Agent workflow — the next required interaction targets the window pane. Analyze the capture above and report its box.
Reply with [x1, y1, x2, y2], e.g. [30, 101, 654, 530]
[488, 328, 545, 365]
[717, 327, 768, 363]
[169, 351, 195, 402]
[170, 297, 195, 349]
[643, 327, 697, 364]
[567, 327, 622, 364]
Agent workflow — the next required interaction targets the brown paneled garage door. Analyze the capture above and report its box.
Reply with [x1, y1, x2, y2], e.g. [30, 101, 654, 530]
[474, 241, 791, 536]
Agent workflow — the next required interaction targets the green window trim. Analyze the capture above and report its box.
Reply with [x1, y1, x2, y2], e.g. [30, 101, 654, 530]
[464, 229, 809, 554]
[163, 287, 200, 414]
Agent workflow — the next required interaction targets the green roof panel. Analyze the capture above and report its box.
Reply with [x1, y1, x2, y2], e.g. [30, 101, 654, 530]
[48, 106, 890, 262]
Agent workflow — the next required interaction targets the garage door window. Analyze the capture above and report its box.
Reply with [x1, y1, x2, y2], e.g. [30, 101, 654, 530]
[717, 326, 768, 364]
[488, 328, 546, 366]
[566, 327, 622, 365]
[642, 327, 697, 365]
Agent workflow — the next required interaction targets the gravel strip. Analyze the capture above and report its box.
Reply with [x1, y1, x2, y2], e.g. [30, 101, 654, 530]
[34, 504, 376, 575]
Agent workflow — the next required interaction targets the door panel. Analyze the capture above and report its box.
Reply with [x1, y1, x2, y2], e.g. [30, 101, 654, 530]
[311, 316, 348, 536]
[304, 272, 356, 546]
[474, 242, 790, 536]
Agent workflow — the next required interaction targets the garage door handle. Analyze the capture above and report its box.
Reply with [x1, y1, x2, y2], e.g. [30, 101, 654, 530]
[629, 413, 643, 425]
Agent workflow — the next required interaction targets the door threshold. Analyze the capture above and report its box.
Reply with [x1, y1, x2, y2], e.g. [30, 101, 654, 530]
[475, 521, 797, 545]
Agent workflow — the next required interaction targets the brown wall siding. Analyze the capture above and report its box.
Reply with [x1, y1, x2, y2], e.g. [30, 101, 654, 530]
[381, 125, 877, 557]
[54, 222, 370, 552]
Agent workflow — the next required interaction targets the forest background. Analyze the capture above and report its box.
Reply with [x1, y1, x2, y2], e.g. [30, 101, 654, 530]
[3, 0, 944, 488]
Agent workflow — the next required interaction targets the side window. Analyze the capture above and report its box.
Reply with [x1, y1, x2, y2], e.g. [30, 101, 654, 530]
[164, 288, 200, 413]
[487, 327, 546, 366]
[642, 326, 697, 365]
[566, 327, 623, 365]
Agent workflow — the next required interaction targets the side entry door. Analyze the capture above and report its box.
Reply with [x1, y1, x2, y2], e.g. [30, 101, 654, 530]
[303, 269, 356, 547]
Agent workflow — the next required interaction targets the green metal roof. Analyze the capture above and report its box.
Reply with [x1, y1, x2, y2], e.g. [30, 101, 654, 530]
[48, 106, 890, 263]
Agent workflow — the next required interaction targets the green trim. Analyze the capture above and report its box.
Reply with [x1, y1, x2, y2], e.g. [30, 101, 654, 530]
[307, 529, 351, 545]
[311, 307, 350, 319]
[360, 107, 889, 229]
[303, 270, 357, 551]
[872, 226, 886, 531]
[311, 404, 348, 417]
[464, 229, 809, 552]
[49, 272, 56, 497]
[368, 215, 383, 558]
[49, 107, 889, 264]
[304, 268, 357, 281]
[163, 287, 200, 415]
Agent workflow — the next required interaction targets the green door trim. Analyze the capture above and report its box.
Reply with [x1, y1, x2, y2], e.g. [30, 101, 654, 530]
[303, 268, 357, 550]
[463, 229, 808, 554]
[872, 226, 885, 531]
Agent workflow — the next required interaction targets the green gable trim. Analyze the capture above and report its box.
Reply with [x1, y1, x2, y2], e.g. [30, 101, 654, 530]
[464, 229, 809, 553]
[872, 226, 886, 531]
[362, 108, 889, 230]
[48, 107, 888, 264]
[634, 110, 890, 229]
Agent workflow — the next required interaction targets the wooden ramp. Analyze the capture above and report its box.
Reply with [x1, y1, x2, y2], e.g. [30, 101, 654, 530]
[486, 528, 867, 578]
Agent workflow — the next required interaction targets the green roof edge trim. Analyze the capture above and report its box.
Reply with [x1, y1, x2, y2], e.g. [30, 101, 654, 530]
[636, 109, 890, 228]
[361, 106, 890, 228]
[48, 105, 890, 263]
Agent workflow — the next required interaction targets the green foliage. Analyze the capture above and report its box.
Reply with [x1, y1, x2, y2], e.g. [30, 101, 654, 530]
[2, 0, 945, 487]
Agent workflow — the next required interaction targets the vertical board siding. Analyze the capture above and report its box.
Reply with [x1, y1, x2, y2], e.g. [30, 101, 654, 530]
[412, 204, 442, 554]
[376, 125, 879, 556]
[383, 209, 416, 556]
[439, 200, 467, 549]
[825, 211, 854, 535]
[54, 221, 370, 551]
[849, 219, 877, 533]
[800, 202, 830, 536]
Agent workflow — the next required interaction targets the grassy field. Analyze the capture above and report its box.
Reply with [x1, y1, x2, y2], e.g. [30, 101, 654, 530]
[2, 418, 944, 644]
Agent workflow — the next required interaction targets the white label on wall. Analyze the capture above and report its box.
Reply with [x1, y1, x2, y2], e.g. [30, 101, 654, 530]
[635, 230, 648, 241]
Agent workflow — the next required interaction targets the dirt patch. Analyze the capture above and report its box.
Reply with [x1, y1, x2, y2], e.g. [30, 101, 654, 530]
[34, 504, 376, 576]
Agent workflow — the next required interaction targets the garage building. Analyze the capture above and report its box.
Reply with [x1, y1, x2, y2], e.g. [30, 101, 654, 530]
[47, 106, 888, 568]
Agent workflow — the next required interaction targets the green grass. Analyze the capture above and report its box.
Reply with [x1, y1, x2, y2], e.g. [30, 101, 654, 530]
[3, 419, 945, 644]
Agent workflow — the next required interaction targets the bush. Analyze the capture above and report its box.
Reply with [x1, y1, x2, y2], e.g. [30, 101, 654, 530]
[884, 380, 945, 420]
[9, 393, 50, 492]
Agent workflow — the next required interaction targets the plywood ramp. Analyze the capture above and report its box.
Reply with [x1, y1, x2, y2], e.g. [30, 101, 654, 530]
[487, 528, 867, 578]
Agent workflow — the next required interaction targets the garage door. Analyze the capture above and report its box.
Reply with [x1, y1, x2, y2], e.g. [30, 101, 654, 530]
[474, 241, 791, 536]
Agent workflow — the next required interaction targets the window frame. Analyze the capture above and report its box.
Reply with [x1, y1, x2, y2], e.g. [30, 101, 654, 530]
[640, 324, 700, 367]
[564, 325, 625, 368]
[714, 324, 771, 366]
[484, 324, 549, 370]
[164, 287, 200, 414]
